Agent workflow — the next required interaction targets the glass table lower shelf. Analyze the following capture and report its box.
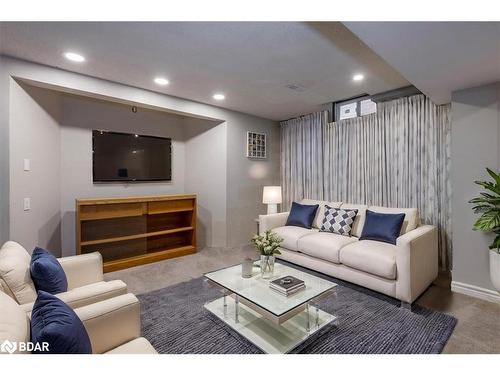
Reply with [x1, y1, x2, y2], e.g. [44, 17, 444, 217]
[204, 293, 337, 354]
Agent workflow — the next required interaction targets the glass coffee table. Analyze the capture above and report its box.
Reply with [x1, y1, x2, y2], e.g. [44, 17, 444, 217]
[204, 262, 338, 354]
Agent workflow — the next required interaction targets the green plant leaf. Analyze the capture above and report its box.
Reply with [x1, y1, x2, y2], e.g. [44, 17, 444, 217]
[470, 195, 500, 207]
[473, 210, 500, 232]
[486, 168, 500, 186]
[472, 204, 494, 213]
[474, 180, 500, 196]
[470, 169, 500, 236]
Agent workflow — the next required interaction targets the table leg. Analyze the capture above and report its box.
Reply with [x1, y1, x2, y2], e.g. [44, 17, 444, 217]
[315, 306, 319, 328]
[223, 294, 227, 319]
[306, 303, 310, 333]
[235, 295, 240, 323]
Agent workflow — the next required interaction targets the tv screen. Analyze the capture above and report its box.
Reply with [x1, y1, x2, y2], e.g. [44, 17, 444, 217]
[92, 130, 172, 182]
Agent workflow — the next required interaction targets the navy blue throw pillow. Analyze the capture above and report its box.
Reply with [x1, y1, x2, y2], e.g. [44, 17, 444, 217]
[31, 291, 92, 354]
[30, 247, 68, 294]
[285, 202, 319, 229]
[360, 210, 405, 245]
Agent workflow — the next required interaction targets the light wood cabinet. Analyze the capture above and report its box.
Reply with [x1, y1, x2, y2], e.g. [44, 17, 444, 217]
[76, 194, 197, 272]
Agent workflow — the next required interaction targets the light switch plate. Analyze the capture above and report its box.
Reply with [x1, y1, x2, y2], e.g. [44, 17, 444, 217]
[23, 158, 30, 171]
[23, 198, 30, 211]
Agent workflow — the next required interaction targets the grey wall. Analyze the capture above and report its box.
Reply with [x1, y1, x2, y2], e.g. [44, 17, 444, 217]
[184, 117, 227, 248]
[226, 113, 280, 246]
[9, 82, 62, 255]
[0, 55, 279, 255]
[451, 81, 500, 291]
[0, 58, 9, 244]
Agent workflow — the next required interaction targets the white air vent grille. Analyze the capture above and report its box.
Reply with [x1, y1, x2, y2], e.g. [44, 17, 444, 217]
[285, 84, 306, 92]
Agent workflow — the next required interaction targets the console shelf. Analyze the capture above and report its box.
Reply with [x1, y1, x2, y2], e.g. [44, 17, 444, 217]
[147, 207, 194, 215]
[80, 226, 195, 246]
[76, 194, 197, 272]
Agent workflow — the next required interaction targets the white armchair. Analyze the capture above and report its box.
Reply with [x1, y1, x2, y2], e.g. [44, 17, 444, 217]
[58, 252, 106, 289]
[0, 290, 157, 354]
[0, 241, 127, 313]
[75, 293, 157, 354]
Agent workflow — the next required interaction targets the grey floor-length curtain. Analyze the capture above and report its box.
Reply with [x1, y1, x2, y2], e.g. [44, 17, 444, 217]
[281, 95, 452, 270]
[280, 111, 328, 210]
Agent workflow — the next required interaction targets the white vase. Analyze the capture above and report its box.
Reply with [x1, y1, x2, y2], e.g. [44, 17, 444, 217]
[490, 249, 500, 293]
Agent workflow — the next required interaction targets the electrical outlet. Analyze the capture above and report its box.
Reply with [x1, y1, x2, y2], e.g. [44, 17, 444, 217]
[23, 198, 30, 211]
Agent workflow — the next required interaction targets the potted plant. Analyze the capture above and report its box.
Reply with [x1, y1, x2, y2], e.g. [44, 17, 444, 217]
[251, 230, 283, 279]
[469, 168, 500, 292]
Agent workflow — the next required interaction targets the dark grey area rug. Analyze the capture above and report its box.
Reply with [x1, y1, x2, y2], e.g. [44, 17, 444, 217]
[137, 261, 457, 354]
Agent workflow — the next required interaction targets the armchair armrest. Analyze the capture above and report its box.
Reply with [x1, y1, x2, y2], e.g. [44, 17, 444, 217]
[75, 293, 141, 354]
[58, 252, 103, 289]
[395, 225, 439, 303]
[259, 212, 289, 234]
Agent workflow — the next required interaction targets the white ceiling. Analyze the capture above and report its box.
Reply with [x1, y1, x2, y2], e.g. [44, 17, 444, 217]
[345, 22, 500, 104]
[0, 22, 409, 121]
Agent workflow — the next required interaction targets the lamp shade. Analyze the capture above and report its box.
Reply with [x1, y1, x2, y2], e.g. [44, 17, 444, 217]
[262, 186, 282, 204]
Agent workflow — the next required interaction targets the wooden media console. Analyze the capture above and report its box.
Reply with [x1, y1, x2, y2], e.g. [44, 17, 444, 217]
[76, 194, 197, 272]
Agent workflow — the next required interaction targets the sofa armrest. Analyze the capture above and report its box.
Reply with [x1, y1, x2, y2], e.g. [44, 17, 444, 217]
[395, 225, 439, 303]
[58, 252, 104, 289]
[75, 293, 141, 354]
[21, 280, 129, 315]
[259, 212, 289, 234]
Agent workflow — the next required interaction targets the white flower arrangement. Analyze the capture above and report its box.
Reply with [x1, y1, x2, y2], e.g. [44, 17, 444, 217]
[251, 230, 283, 256]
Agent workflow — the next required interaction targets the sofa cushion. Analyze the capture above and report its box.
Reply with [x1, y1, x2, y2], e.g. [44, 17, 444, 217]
[320, 206, 358, 236]
[301, 199, 342, 229]
[368, 206, 419, 234]
[340, 240, 397, 280]
[0, 241, 37, 304]
[272, 226, 318, 252]
[30, 247, 68, 294]
[360, 210, 405, 245]
[286, 202, 319, 229]
[31, 291, 92, 354]
[0, 291, 31, 353]
[298, 232, 358, 264]
[339, 203, 368, 238]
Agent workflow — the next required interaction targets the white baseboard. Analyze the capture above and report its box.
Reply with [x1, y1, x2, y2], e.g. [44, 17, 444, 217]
[451, 281, 500, 303]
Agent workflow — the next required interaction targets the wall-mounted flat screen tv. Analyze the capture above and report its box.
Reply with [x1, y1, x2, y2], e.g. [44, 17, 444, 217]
[92, 130, 172, 182]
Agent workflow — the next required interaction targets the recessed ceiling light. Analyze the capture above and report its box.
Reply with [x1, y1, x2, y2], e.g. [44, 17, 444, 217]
[154, 77, 169, 85]
[63, 52, 85, 63]
[213, 93, 225, 101]
[353, 74, 364, 82]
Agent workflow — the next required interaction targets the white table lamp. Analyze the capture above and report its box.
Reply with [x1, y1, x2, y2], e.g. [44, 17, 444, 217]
[263, 186, 282, 214]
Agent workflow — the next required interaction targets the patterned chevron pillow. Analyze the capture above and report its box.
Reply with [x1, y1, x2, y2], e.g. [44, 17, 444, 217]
[320, 206, 358, 236]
